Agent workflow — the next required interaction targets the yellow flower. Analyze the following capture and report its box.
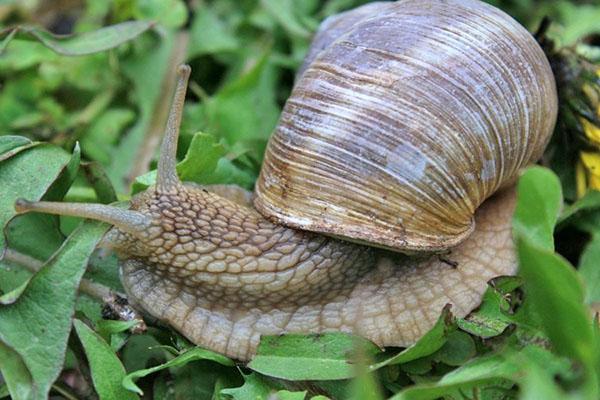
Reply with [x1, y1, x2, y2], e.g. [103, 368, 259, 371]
[581, 118, 600, 148]
[577, 151, 600, 197]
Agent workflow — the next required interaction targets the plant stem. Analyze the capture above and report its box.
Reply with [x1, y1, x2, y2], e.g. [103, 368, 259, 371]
[2, 248, 122, 302]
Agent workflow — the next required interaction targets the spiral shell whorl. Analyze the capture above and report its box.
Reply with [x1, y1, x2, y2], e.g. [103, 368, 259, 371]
[255, 0, 557, 252]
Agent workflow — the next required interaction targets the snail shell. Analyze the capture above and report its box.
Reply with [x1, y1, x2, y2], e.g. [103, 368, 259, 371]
[255, 0, 558, 252]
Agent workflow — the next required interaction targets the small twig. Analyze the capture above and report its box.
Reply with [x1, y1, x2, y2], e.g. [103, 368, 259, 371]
[2, 248, 121, 301]
[2, 248, 146, 331]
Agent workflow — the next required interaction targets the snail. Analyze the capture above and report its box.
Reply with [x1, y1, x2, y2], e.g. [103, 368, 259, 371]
[14, 0, 557, 361]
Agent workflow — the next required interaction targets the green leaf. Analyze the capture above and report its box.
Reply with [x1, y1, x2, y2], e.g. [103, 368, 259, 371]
[516, 236, 595, 369]
[166, 361, 241, 400]
[43, 143, 81, 201]
[518, 361, 566, 400]
[96, 319, 139, 337]
[389, 346, 571, 400]
[0, 278, 30, 305]
[0, 220, 110, 400]
[132, 132, 256, 193]
[80, 162, 119, 204]
[0, 39, 57, 72]
[220, 372, 276, 400]
[349, 352, 384, 400]
[5, 144, 80, 261]
[556, 2, 600, 45]
[275, 390, 307, 400]
[0, 144, 72, 254]
[188, 7, 239, 57]
[0, 28, 17, 54]
[260, 0, 312, 38]
[206, 53, 280, 151]
[370, 306, 454, 369]
[248, 333, 381, 381]
[434, 331, 476, 367]
[80, 108, 136, 165]
[515, 168, 599, 396]
[21, 21, 154, 56]
[122, 347, 234, 395]
[579, 235, 600, 304]
[457, 287, 514, 338]
[0, 341, 33, 400]
[0, 383, 10, 399]
[513, 166, 562, 251]
[133, 0, 188, 29]
[74, 319, 138, 400]
[177, 132, 226, 182]
[121, 334, 164, 373]
[0, 136, 32, 156]
[558, 190, 600, 225]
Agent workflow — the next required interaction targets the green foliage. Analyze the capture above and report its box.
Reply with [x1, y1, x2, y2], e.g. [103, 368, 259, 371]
[0, 220, 109, 400]
[0, 1, 600, 399]
[74, 319, 138, 400]
[248, 333, 381, 381]
[122, 346, 234, 395]
[2, 22, 153, 56]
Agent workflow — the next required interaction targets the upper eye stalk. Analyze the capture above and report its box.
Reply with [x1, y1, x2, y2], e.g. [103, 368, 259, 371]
[14, 65, 193, 235]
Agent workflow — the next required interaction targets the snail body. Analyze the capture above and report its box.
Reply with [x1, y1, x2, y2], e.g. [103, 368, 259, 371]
[16, 0, 557, 361]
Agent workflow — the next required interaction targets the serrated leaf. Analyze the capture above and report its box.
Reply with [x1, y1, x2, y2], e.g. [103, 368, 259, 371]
[122, 347, 234, 395]
[74, 319, 138, 400]
[248, 333, 381, 381]
[0, 220, 110, 400]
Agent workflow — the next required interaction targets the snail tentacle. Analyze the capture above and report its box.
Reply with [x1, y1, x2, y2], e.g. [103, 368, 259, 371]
[156, 64, 191, 193]
[14, 199, 152, 236]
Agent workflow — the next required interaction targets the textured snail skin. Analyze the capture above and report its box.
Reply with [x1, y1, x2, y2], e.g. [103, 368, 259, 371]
[256, 0, 557, 252]
[111, 182, 515, 361]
